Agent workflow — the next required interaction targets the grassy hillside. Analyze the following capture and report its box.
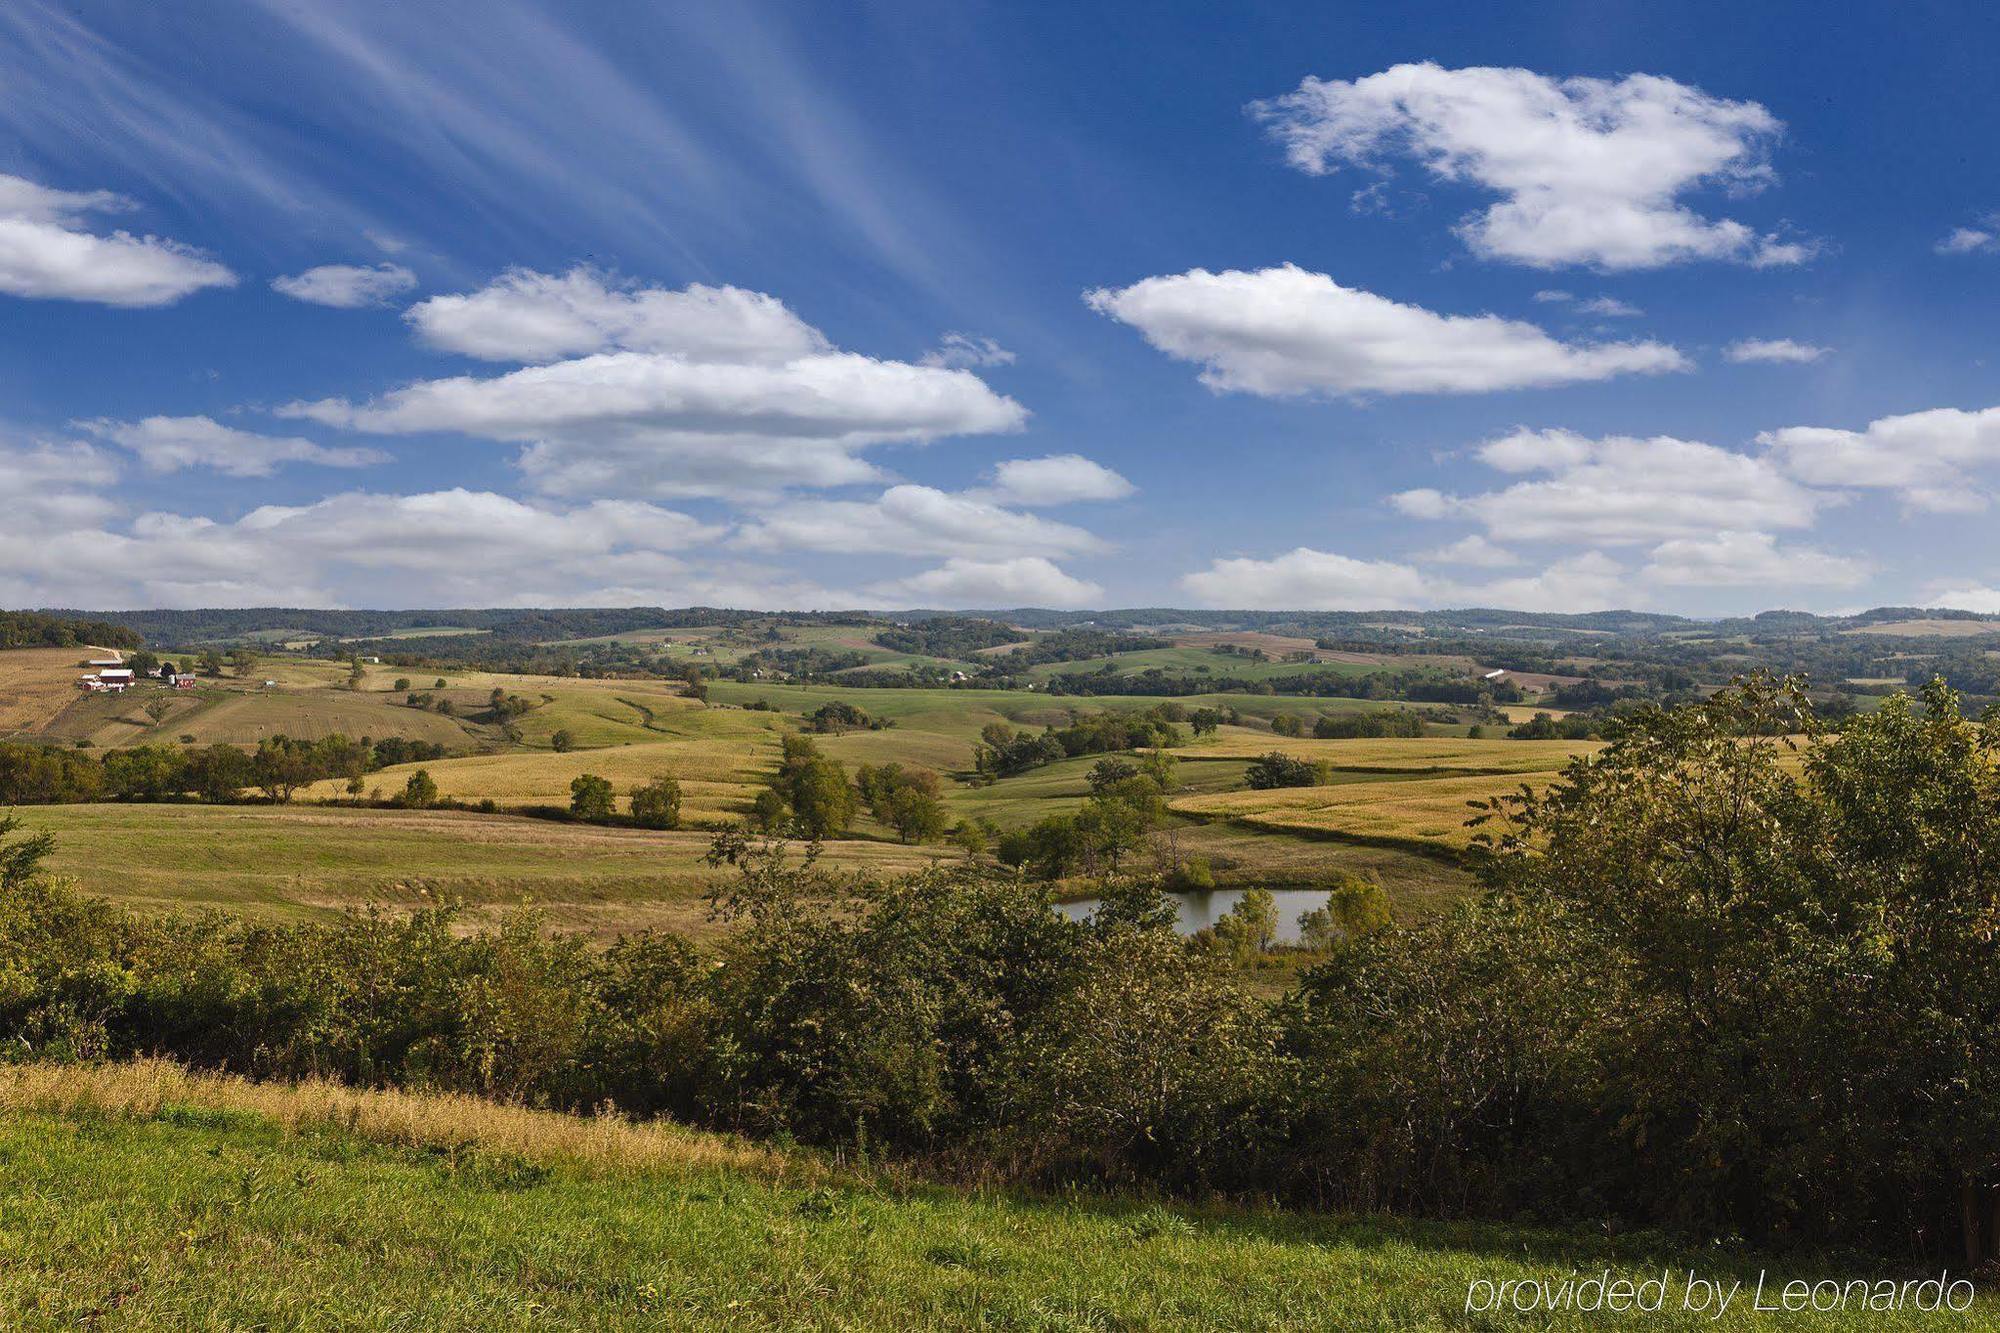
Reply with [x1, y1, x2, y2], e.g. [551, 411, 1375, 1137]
[0, 1060, 1969, 1331]
[22, 804, 946, 937]
[48, 686, 489, 750]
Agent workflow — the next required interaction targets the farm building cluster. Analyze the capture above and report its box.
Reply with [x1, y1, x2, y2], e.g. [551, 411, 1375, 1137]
[77, 656, 195, 694]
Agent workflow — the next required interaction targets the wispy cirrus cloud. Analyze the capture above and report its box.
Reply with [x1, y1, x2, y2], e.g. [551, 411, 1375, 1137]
[1725, 337, 1828, 364]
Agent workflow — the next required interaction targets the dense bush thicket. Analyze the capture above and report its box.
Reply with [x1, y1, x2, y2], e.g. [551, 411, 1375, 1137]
[6, 677, 2000, 1260]
[1245, 752, 1330, 789]
[1311, 710, 1426, 739]
[1035, 665, 1524, 704]
[872, 617, 1024, 658]
[972, 707, 1185, 779]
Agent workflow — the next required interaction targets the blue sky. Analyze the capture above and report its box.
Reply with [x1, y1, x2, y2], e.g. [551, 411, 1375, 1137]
[3, 0, 2000, 614]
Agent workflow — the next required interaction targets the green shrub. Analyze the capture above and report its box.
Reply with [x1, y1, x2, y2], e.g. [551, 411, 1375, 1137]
[1243, 752, 1328, 789]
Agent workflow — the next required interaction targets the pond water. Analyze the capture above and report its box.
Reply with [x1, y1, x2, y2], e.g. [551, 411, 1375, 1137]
[1056, 887, 1334, 945]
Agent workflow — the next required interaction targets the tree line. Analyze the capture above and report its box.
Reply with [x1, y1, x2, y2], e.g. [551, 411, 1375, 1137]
[0, 735, 449, 806]
[0, 611, 144, 651]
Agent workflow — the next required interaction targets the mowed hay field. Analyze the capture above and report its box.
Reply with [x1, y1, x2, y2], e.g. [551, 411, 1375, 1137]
[45, 687, 489, 750]
[0, 647, 98, 735]
[1156, 733, 1603, 856]
[317, 734, 777, 823]
[2, 1061, 1980, 1332]
[1175, 771, 1565, 854]
[345, 666, 706, 750]
[22, 804, 945, 937]
[1167, 731, 1602, 772]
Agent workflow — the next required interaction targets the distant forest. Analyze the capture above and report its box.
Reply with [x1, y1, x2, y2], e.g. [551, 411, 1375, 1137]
[0, 611, 144, 651]
[34, 602, 2000, 651]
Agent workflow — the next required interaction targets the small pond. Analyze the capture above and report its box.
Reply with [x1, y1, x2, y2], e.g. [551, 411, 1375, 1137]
[1057, 887, 1335, 945]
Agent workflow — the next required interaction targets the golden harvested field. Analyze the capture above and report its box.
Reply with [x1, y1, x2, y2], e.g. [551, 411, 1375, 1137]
[305, 724, 781, 821]
[1167, 729, 1601, 773]
[23, 803, 944, 937]
[0, 647, 99, 735]
[1843, 618, 2000, 638]
[1173, 770, 1562, 853]
[34, 684, 490, 750]
[1498, 704, 1576, 722]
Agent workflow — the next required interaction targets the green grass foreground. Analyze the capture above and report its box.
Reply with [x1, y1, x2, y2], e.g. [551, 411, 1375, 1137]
[0, 1063, 1989, 1331]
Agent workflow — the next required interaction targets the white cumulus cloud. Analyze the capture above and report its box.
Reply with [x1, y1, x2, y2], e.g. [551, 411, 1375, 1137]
[404, 267, 829, 364]
[1928, 586, 2000, 614]
[0, 173, 235, 306]
[1252, 63, 1807, 270]
[869, 556, 1101, 609]
[1464, 551, 1628, 611]
[1178, 545, 1634, 613]
[83, 416, 387, 477]
[0, 481, 807, 610]
[0, 438, 122, 533]
[734, 484, 1105, 559]
[272, 262, 417, 308]
[1639, 530, 1868, 587]
[1393, 428, 1824, 543]
[1759, 405, 2000, 513]
[1086, 265, 1685, 397]
[987, 454, 1134, 505]
[1419, 533, 1523, 567]
[1180, 547, 1436, 610]
[285, 268, 1027, 500]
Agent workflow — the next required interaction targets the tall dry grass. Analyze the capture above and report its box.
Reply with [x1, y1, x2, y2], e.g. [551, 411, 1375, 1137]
[0, 1059, 802, 1179]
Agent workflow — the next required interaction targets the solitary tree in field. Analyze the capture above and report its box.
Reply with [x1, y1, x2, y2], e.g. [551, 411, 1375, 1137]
[143, 698, 173, 726]
[630, 774, 682, 830]
[550, 729, 575, 753]
[400, 769, 439, 809]
[887, 783, 948, 843]
[570, 773, 615, 821]
[228, 649, 257, 677]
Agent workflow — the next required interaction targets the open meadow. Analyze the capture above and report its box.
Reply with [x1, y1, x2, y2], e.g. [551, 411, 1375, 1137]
[22, 803, 948, 938]
[0, 1060, 1984, 1332]
[0, 642, 1601, 926]
[5, 608, 1997, 1322]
